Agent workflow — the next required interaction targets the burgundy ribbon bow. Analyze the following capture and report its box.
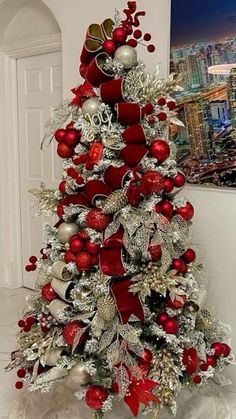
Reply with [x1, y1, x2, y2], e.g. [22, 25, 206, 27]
[111, 278, 145, 323]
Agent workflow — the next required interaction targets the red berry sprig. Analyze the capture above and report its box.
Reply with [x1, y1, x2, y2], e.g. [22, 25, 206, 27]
[25, 255, 38, 272]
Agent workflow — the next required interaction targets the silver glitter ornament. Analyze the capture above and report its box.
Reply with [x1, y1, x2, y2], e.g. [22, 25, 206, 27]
[114, 45, 137, 69]
[82, 97, 102, 117]
[57, 222, 79, 244]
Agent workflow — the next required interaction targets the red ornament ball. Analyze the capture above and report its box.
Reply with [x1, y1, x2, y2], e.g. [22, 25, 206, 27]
[57, 143, 73, 159]
[85, 385, 109, 410]
[222, 343, 231, 357]
[163, 177, 174, 193]
[59, 180, 67, 194]
[113, 27, 127, 43]
[64, 250, 76, 263]
[157, 111, 167, 121]
[167, 100, 176, 110]
[156, 312, 169, 325]
[163, 318, 179, 334]
[211, 342, 224, 358]
[86, 209, 110, 232]
[17, 368, 26, 378]
[144, 33, 152, 41]
[175, 202, 194, 222]
[147, 44, 155, 53]
[127, 39, 138, 48]
[67, 167, 78, 179]
[103, 39, 116, 55]
[133, 29, 142, 39]
[182, 248, 196, 264]
[55, 129, 66, 143]
[206, 355, 217, 368]
[64, 129, 79, 147]
[85, 240, 100, 255]
[76, 251, 93, 272]
[142, 171, 164, 194]
[150, 140, 170, 162]
[172, 258, 187, 273]
[41, 282, 58, 302]
[161, 200, 174, 217]
[174, 172, 186, 187]
[193, 374, 202, 384]
[148, 244, 162, 261]
[15, 381, 24, 390]
[199, 362, 208, 372]
[137, 348, 153, 366]
[78, 230, 89, 240]
[63, 321, 86, 346]
[157, 97, 166, 106]
[69, 236, 84, 254]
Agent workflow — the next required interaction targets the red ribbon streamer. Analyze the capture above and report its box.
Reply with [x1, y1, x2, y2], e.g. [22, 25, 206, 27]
[111, 278, 145, 323]
[99, 229, 125, 276]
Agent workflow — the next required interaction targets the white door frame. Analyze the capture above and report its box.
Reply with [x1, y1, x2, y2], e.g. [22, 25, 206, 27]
[0, 33, 61, 288]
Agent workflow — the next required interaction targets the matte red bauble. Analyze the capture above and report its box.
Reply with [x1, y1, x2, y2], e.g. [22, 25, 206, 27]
[163, 178, 174, 193]
[161, 200, 174, 217]
[64, 129, 79, 147]
[63, 321, 86, 346]
[176, 202, 194, 222]
[142, 171, 164, 194]
[163, 318, 179, 334]
[41, 282, 58, 302]
[172, 258, 187, 273]
[148, 244, 162, 261]
[206, 355, 217, 368]
[112, 27, 127, 43]
[222, 343, 231, 357]
[85, 385, 109, 410]
[59, 180, 66, 194]
[183, 248, 196, 263]
[137, 348, 153, 366]
[103, 39, 116, 55]
[64, 250, 76, 263]
[211, 342, 224, 358]
[156, 312, 169, 325]
[150, 140, 170, 162]
[69, 236, 84, 254]
[174, 172, 186, 187]
[55, 129, 66, 143]
[86, 209, 110, 232]
[57, 143, 73, 158]
[76, 252, 93, 272]
[85, 240, 100, 255]
[192, 374, 202, 384]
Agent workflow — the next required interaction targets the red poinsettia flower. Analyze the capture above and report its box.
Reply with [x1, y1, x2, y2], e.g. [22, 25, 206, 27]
[70, 81, 96, 107]
[182, 348, 199, 374]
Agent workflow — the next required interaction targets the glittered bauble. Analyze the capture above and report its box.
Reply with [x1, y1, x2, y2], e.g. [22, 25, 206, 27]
[148, 244, 162, 261]
[156, 312, 169, 325]
[163, 177, 174, 193]
[57, 143, 73, 158]
[114, 45, 137, 69]
[222, 343, 231, 357]
[55, 129, 66, 143]
[64, 250, 76, 263]
[163, 318, 179, 334]
[81, 97, 102, 117]
[176, 202, 194, 222]
[142, 171, 164, 194]
[137, 348, 153, 366]
[76, 252, 93, 272]
[172, 258, 187, 273]
[211, 342, 224, 358]
[41, 282, 58, 302]
[150, 140, 170, 162]
[103, 39, 116, 55]
[85, 385, 109, 410]
[69, 236, 84, 254]
[86, 208, 110, 231]
[85, 240, 100, 255]
[206, 355, 217, 368]
[68, 363, 91, 386]
[64, 129, 79, 147]
[182, 248, 196, 264]
[63, 321, 86, 346]
[97, 295, 117, 322]
[57, 222, 80, 244]
[161, 200, 174, 217]
[174, 172, 186, 188]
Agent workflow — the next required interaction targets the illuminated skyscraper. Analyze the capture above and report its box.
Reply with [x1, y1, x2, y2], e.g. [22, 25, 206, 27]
[228, 68, 236, 128]
[187, 55, 201, 89]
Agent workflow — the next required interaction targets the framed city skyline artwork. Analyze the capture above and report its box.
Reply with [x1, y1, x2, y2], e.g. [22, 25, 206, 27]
[170, 0, 236, 188]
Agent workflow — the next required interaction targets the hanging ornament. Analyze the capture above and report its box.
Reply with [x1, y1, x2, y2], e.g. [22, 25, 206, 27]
[85, 385, 109, 410]
[182, 248, 196, 263]
[55, 129, 66, 143]
[142, 171, 164, 194]
[63, 321, 86, 346]
[64, 129, 80, 147]
[85, 240, 100, 255]
[76, 251, 93, 272]
[222, 343, 231, 357]
[81, 97, 102, 117]
[69, 236, 84, 254]
[172, 258, 187, 274]
[101, 189, 128, 214]
[211, 342, 224, 358]
[103, 39, 117, 55]
[150, 140, 170, 162]
[160, 200, 174, 217]
[41, 282, 58, 302]
[97, 295, 117, 322]
[163, 178, 174, 193]
[57, 222, 80, 244]
[86, 208, 110, 231]
[112, 27, 128, 43]
[57, 143, 73, 159]
[156, 312, 169, 325]
[174, 172, 186, 188]
[114, 45, 137, 69]
[162, 318, 179, 334]
[175, 202, 194, 222]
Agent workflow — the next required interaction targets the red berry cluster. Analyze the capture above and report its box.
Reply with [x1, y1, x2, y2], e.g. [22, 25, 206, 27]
[148, 98, 176, 126]
[127, 30, 155, 53]
[64, 231, 100, 272]
[156, 312, 179, 335]
[25, 255, 37, 272]
[66, 167, 84, 185]
[18, 316, 36, 333]
[55, 122, 81, 159]
[15, 367, 27, 390]
[39, 313, 56, 333]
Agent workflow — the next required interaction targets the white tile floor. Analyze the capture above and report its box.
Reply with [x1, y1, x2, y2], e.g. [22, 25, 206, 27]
[1, 287, 236, 419]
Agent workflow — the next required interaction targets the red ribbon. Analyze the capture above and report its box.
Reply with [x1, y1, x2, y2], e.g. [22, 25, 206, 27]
[70, 81, 96, 108]
[111, 278, 145, 323]
[99, 229, 125, 276]
[122, 2, 146, 29]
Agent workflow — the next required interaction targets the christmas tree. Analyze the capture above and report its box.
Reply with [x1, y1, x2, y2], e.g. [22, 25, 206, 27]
[7, 2, 232, 418]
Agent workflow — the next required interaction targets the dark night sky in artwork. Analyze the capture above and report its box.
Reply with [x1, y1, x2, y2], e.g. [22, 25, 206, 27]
[171, 0, 236, 46]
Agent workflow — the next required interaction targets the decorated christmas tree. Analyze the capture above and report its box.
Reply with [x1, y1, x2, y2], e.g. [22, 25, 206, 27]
[7, 2, 232, 418]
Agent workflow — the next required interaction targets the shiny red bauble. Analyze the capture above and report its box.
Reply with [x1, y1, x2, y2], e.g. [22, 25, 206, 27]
[69, 236, 84, 254]
[142, 171, 164, 194]
[206, 355, 217, 368]
[86, 209, 110, 232]
[163, 318, 179, 334]
[64, 129, 79, 147]
[85, 385, 109, 410]
[157, 111, 167, 121]
[137, 348, 153, 366]
[148, 244, 162, 261]
[41, 282, 58, 302]
[85, 240, 100, 255]
[172, 258, 187, 273]
[112, 27, 127, 43]
[156, 312, 169, 325]
[57, 143, 73, 158]
[211, 342, 224, 358]
[166, 295, 186, 309]
[222, 343, 231, 357]
[182, 248, 196, 263]
[103, 39, 116, 55]
[157, 97, 166, 106]
[174, 172, 186, 188]
[192, 374, 202, 384]
[163, 178, 174, 193]
[64, 250, 76, 263]
[55, 129, 66, 143]
[59, 180, 67, 194]
[150, 140, 170, 162]
[63, 321, 86, 346]
[175, 202, 194, 222]
[76, 251, 93, 272]
[161, 200, 174, 217]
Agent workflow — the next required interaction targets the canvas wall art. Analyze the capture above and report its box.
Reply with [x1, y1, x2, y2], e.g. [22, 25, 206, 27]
[170, 0, 236, 188]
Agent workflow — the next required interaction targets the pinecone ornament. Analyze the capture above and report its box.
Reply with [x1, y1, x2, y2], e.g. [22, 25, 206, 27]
[97, 295, 117, 322]
[101, 190, 127, 214]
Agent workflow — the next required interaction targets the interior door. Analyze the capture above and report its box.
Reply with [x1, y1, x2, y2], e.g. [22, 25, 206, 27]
[17, 52, 62, 288]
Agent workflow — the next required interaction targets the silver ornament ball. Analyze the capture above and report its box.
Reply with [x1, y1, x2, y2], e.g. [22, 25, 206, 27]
[82, 97, 102, 117]
[57, 222, 79, 244]
[114, 45, 137, 69]
[67, 363, 91, 390]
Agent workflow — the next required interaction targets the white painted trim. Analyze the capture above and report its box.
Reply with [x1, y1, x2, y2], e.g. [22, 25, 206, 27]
[0, 33, 61, 59]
